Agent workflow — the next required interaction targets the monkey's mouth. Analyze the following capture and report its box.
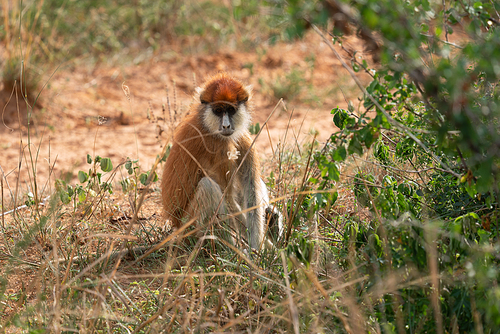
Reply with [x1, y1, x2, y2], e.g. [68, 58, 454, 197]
[220, 129, 235, 137]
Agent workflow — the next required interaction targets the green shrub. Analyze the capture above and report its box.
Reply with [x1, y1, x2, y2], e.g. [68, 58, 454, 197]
[277, 0, 500, 331]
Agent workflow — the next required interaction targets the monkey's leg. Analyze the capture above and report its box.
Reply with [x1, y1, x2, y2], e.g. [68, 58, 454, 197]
[241, 178, 283, 251]
[238, 173, 266, 250]
[186, 177, 239, 246]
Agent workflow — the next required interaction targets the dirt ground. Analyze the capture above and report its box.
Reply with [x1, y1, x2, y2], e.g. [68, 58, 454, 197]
[0, 30, 371, 205]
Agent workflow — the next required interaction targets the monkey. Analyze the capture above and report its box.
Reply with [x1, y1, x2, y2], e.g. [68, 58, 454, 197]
[161, 73, 282, 251]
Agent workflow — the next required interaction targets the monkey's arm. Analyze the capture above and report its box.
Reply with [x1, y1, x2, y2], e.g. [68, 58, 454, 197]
[161, 121, 204, 227]
[238, 135, 266, 250]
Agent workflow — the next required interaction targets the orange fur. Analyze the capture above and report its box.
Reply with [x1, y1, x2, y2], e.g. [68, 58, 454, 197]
[199, 72, 249, 104]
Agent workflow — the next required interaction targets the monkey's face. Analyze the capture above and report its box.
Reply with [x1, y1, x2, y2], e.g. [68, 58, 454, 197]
[198, 74, 252, 141]
[202, 101, 250, 140]
[213, 102, 236, 137]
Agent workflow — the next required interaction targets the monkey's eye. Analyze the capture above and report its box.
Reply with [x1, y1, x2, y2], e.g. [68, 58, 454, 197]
[213, 108, 223, 115]
[213, 106, 236, 116]
[201, 99, 209, 104]
[226, 106, 237, 115]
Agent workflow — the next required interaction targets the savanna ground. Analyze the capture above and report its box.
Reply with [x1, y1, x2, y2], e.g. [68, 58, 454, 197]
[2, 0, 500, 333]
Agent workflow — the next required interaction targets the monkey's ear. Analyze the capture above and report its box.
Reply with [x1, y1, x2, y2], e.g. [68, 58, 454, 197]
[195, 86, 208, 104]
[241, 85, 252, 103]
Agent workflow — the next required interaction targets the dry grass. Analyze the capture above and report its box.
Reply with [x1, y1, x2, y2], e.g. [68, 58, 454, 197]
[0, 59, 388, 332]
[0, 93, 360, 333]
[1, 57, 485, 334]
[0, 59, 432, 334]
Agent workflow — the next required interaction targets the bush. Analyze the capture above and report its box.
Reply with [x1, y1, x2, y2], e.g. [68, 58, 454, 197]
[276, 0, 500, 331]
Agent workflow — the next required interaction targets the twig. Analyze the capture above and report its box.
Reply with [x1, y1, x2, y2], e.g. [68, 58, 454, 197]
[280, 251, 300, 334]
[0, 195, 51, 218]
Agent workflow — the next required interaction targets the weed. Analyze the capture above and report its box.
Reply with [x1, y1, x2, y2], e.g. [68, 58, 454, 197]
[268, 68, 307, 103]
[1, 57, 40, 102]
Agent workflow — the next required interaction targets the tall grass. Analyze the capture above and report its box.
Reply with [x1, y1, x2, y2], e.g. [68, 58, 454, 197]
[2, 0, 274, 64]
[0, 87, 336, 332]
[3, 111, 488, 332]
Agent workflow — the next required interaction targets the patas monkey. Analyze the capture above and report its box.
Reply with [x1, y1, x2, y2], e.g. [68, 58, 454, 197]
[161, 73, 282, 250]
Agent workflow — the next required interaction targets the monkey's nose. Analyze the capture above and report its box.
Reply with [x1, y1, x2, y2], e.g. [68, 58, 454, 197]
[222, 114, 231, 128]
[220, 113, 234, 136]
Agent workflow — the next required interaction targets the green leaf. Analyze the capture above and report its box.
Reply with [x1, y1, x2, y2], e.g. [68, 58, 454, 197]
[120, 178, 131, 193]
[421, 0, 430, 11]
[87, 154, 92, 164]
[249, 123, 261, 135]
[78, 190, 86, 203]
[382, 175, 396, 188]
[59, 191, 71, 205]
[332, 108, 350, 130]
[139, 173, 148, 185]
[332, 145, 347, 161]
[374, 142, 389, 164]
[78, 171, 89, 183]
[139, 171, 158, 186]
[362, 7, 378, 28]
[328, 163, 340, 181]
[407, 112, 414, 124]
[151, 171, 159, 183]
[100, 157, 113, 172]
[362, 127, 376, 148]
[67, 185, 74, 197]
[125, 159, 133, 174]
[328, 190, 339, 206]
[348, 135, 363, 156]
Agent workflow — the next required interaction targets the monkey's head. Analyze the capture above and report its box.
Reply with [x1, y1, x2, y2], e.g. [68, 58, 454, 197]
[197, 73, 252, 141]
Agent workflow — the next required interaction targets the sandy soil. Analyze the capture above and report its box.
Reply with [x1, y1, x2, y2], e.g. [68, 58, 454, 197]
[0, 30, 371, 205]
